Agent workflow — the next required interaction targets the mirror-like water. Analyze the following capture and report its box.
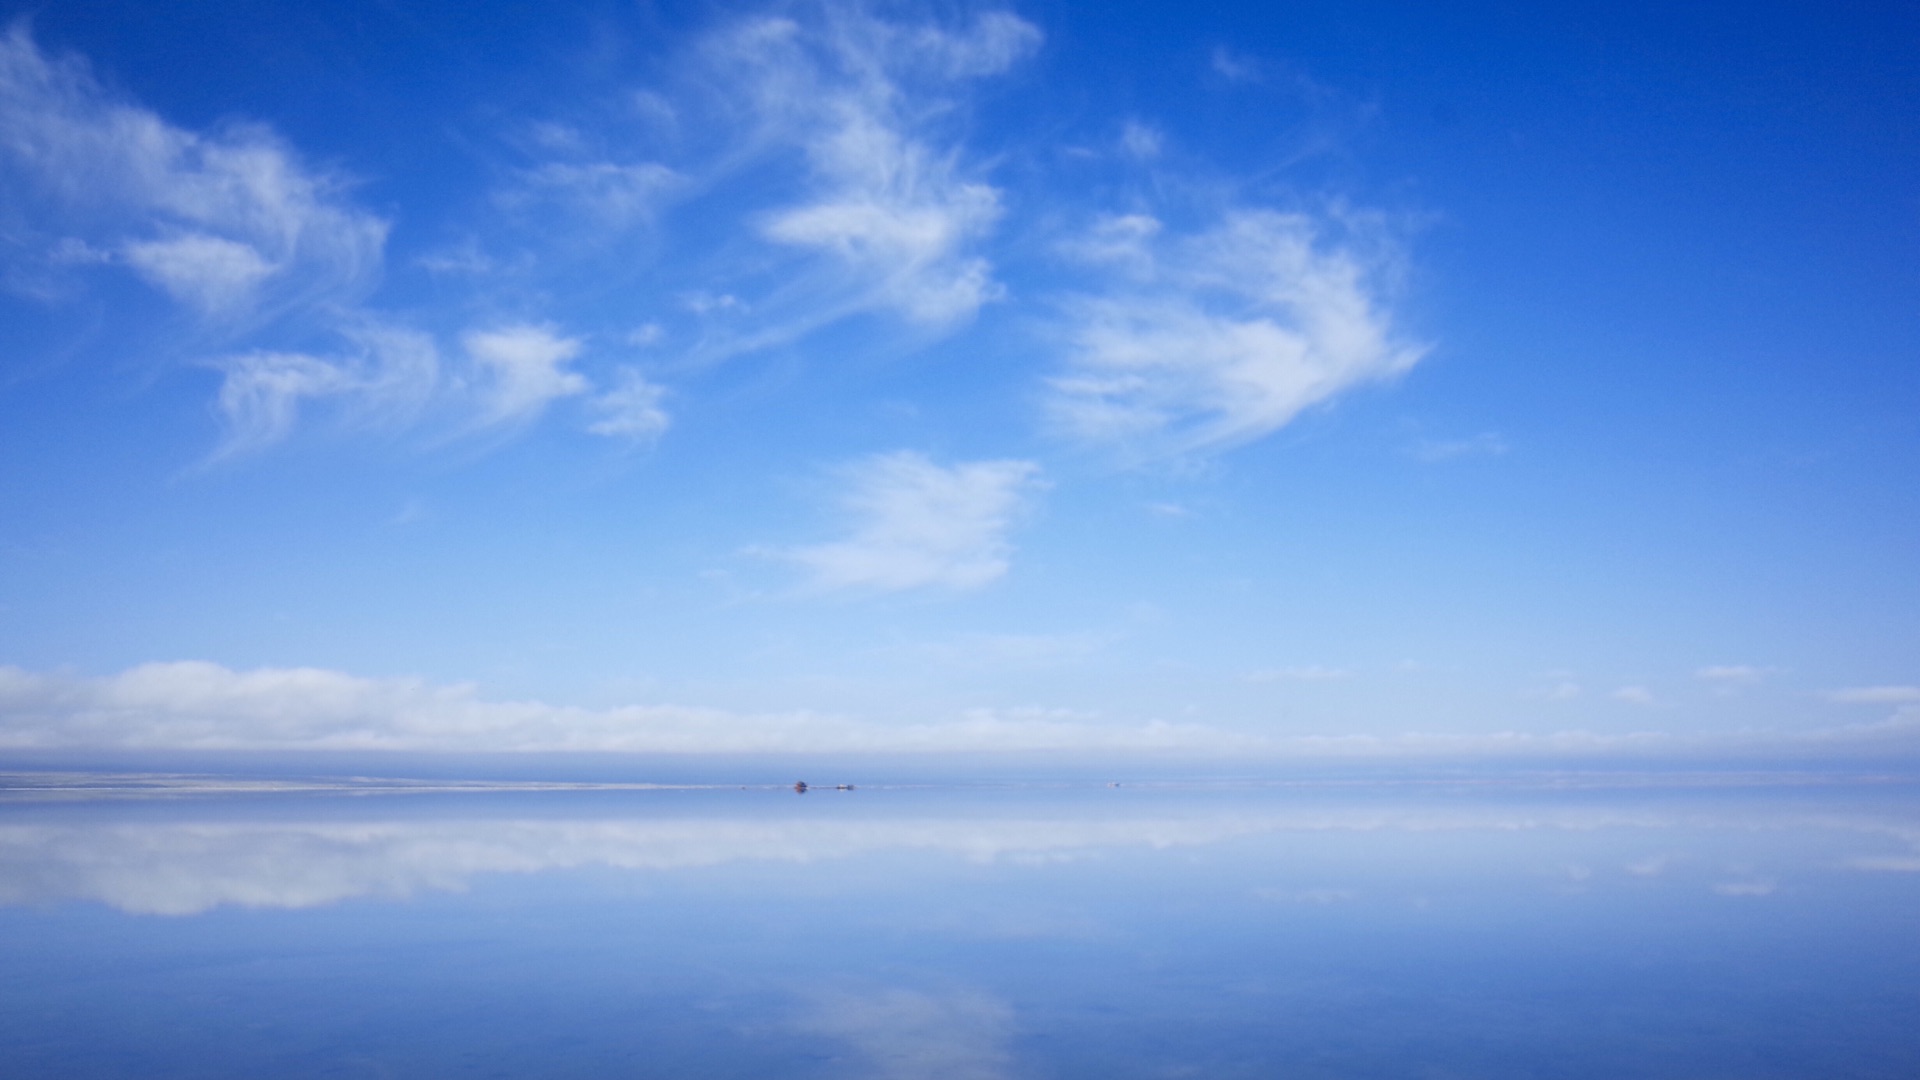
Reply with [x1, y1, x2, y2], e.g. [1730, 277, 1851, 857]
[3, 774, 1917, 1078]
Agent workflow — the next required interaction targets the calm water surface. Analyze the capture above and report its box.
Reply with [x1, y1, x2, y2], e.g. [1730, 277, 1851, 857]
[2, 774, 1918, 1078]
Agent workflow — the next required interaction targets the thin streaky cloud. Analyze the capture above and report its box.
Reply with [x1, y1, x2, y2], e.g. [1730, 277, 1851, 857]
[1413, 431, 1507, 462]
[206, 323, 439, 458]
[586, 368, 671, 442]
[210, 351, 359, 454]
[1612, 685, 1657, 707]
[1050, 209, 1424, 458]
[510, 160, 683, 230]
[731, 9, 1036, 325]
[1831, 686, 1920, 705]
[1245, 665, 1353, 683]
[0, 25, 387, 323]
[624, 5, 1037, 368]
[1209, 46, 1263, 83]
[779, 451, 1043, 593]
[1118, 119, 1163, 160]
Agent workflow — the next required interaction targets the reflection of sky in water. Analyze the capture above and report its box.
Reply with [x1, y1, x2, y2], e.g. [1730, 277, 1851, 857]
[2, 779, 1918, 1077]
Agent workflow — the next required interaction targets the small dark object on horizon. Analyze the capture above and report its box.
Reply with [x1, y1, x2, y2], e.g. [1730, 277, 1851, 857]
[794, 781, 808, 793]
[836, 784, 855, 790]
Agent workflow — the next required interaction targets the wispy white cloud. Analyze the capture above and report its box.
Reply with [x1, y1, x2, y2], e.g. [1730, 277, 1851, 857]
[0, 27, 673, 459]
[1413, 431, 1507, 462]
[121, 232, 276, 313]
[511, 160, 681, 230]
[207, 323, 438, 457]
[1831, 686, 1920, 705]
[1050, 209, 1423, 457]
[693, 7, 1038, 329]
[1118, 119, 1163, 160]
[464, 324, 590, 424]
[1696, 665, 1769, 697]
[1256, 887, 1357, 905]
[1209, 46, 1263, 84]
[1625, 855, 1674, 877]
[206, 320, 662, 455]
[586, 367, 671, 441]
[210, 351, 358, 452]
[1850, 855, 1920, 873]
[1697, 665, 1767, 684]
[1245, 665, 1352, 683]
[780, 451, 1042, 592]
[0, 25, 386, 319]
[900, 632, 1105, 669]
[1612, 685, 1657, 707]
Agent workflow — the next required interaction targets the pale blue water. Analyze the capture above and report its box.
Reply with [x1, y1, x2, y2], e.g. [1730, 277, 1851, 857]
[2, 773, 1918, 1078]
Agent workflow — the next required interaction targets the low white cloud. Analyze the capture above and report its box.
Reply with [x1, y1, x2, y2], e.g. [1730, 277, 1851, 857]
[0, 25, 386, 319]
[0, 661, 1228, 755]
[781, 451, 1042, 593]
[1612, 685, 1656, 707]
[0, 661, 783, 754]
[4, 660, 1919, 759]
[1051, 209, 1423, 457]
[464, 324, 590, 424]
[586, 367, 671, 441]
[1831, 686, 1920, 705]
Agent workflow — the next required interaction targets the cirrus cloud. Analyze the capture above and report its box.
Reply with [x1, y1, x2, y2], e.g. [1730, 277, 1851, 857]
[777, 451, 1043, 593]
[1050, 208, 1424, 458]
[0, 24, 387, 320]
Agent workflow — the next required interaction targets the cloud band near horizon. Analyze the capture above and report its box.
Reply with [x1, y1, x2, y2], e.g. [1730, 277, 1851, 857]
[2, 661, 1916, 760]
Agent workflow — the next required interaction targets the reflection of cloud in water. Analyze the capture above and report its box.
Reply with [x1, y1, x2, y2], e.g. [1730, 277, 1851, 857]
[798, 989, 1013, 1080]
[2, 815, 1261, 915]
[1, 799, 1916, 915]
[1851, 855, 1920, 872]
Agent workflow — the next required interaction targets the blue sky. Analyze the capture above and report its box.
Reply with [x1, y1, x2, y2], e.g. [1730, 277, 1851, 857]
[0, 0, 1916, 756]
